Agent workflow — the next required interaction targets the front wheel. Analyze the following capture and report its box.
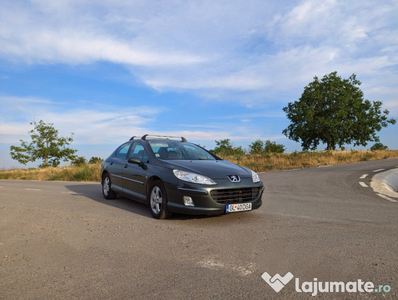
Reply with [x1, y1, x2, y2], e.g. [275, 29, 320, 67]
[102, 174, 117, 199]
[149, 180, 172, 219]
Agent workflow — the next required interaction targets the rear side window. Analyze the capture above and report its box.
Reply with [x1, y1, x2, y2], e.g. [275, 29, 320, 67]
[116, 143, 131, 158]
[129, 143, 149, 162]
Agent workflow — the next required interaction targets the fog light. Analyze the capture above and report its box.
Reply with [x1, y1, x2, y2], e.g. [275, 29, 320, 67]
[183, 196, 194, 206]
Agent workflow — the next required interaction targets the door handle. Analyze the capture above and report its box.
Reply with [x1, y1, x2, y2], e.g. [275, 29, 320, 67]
[110, 161, 113, 165]
[124, 164, 128, 168]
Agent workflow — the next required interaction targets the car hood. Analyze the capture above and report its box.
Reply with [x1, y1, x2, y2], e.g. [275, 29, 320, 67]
[164, 160, 251, 179]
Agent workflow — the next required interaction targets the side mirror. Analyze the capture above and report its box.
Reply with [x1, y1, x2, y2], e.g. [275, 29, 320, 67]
[128, 157, 142, 165]
[128, 157, 147, 169]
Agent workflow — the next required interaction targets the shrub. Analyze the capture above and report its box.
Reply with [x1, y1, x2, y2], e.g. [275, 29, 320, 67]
[248, 139, 286, 155]
[264, 140, 285, 154]
[89, 157, 103, 164]
[370, 143, 388, 151]
[72, 156, 87, 166]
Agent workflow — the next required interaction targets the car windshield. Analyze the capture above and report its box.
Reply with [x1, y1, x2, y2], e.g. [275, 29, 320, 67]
[148, 141, 216, 160]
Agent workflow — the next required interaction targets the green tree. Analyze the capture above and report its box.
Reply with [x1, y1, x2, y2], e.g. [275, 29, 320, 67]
[10, 120, 78, 168]
[72, 156, 87, 166]
[249, 139, 285, 155]
[370, 142, 388, 151]
[212, 139, 235, 156]
[282, 72, 396, 151]
[249, 139, 264, 155]
[212, 139, 245, 157]
[88, 157, 103, 164]
[264, 140, 285, 154]
[232, 145, 245, 159]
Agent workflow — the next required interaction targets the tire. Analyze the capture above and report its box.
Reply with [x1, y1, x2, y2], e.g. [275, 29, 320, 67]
[148, 180, 172, 219]
[102, 173, 117, 199]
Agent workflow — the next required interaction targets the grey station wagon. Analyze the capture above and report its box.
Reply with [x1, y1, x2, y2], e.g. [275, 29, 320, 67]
[101, 135, 264, 219]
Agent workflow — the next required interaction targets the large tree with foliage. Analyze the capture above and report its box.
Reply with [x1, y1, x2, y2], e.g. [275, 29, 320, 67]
[282, 72, 396, 151]
[10, 120, 78, 167]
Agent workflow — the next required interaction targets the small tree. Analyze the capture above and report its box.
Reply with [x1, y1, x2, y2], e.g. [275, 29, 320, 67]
[282, 72, 396, 151]
[264, 140, 285, 154]
[212, 139, 246, 158]
[232, 145, 245, 160]
[72, 156, 87, 166]
[89, 157, 103, 164]
[249, 139, 285, 155]
[10, 120, 78, 168]
[370, 142, 388, 151]
[212, 139, 235, 156]
[249, 139, 264, 155]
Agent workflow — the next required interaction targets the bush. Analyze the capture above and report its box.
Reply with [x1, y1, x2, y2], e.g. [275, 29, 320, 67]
[370, 143, 388, 151]
[72, 156, 87, 166]
[212, 139, 246, 157]
[249, 139, 285, 155]
[89, 157, 103, 164]
[249, 139, 264, 155]
[264, 140, 285, 154]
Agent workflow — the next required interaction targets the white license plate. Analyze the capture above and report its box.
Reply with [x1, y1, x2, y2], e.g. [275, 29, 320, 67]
[226, 203, 252, 213]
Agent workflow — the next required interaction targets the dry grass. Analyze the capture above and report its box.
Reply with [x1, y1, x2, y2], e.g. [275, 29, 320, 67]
[1, 150, 398, 181]
[0, 163, 102, 182]
[223, 150, 398, 172]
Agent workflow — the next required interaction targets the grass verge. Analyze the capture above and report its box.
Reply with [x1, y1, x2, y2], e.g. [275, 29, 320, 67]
[0, 163, 102, 182]
[222, 149, 398, 172]
[1, 150, 398, 181]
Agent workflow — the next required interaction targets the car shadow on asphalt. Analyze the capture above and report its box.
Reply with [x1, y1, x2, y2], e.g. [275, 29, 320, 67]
[65, 183, 153, 218]
[64, 183, 224, 221]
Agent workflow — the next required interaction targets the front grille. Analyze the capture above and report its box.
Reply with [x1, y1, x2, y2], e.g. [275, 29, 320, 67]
[210, 187, 261, 204]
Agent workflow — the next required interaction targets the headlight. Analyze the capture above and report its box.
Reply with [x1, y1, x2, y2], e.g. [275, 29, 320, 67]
[173, 169, 217, 185]
[251, 170, 261, 183]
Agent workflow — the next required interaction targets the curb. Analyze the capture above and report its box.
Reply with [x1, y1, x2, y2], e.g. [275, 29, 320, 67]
[370, 168, 398, 200]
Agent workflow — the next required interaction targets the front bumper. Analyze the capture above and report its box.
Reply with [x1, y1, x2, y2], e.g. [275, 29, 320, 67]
[165, 181, 264, 216]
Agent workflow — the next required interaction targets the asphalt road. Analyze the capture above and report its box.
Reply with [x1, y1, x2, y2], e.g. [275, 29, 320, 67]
[1, 158, 398, 299]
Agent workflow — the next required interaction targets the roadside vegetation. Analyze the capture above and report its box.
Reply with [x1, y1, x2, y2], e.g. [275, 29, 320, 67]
[210, 139, 398, 172]
[225, 149, 398, 172]
[1, 149, 398, 182]
[0, 162, 103, 182]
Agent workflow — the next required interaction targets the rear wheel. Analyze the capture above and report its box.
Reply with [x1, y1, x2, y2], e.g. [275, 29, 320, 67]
[149, 180, 172, 219]
[102, 174, 117, 199]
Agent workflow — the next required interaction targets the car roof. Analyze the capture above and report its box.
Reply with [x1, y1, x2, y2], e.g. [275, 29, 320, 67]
[129, 134, 187, 143]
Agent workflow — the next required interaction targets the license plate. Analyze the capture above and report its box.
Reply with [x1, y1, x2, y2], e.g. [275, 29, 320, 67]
[226, 203, 252, 213]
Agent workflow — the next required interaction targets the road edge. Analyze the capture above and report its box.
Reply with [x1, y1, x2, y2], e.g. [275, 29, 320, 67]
[370, 168, 398, 201]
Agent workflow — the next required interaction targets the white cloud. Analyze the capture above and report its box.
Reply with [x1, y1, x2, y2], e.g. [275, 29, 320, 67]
[0, 95, 166, 144]
[0, 122, 30, 138]
[1, 29, 205, 67]
[1, 0, 397, 104]
[0, 95, 54, 106]
[278, 0, 337, 37]
[0, 1, 206, 67]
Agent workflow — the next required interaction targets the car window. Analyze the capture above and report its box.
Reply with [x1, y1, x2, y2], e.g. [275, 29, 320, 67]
[129, 143, 149, 162]
[116, 143, 131, 159]
[148, 141, 215, 160]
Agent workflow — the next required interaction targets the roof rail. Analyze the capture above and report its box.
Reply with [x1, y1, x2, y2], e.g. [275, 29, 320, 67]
[129, 136, 136, 141]
[141, 134, 187, 142]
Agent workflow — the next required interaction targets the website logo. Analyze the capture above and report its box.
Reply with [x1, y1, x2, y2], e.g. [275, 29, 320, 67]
[261, 272, 294, 292]
[261, 271, 392, 296]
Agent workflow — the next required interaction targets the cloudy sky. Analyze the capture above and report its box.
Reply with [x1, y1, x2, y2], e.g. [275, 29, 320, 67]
[1, 0, 397, 168]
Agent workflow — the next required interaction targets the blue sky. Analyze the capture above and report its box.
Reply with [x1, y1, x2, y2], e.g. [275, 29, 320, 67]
[1, 0, 397, 169]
